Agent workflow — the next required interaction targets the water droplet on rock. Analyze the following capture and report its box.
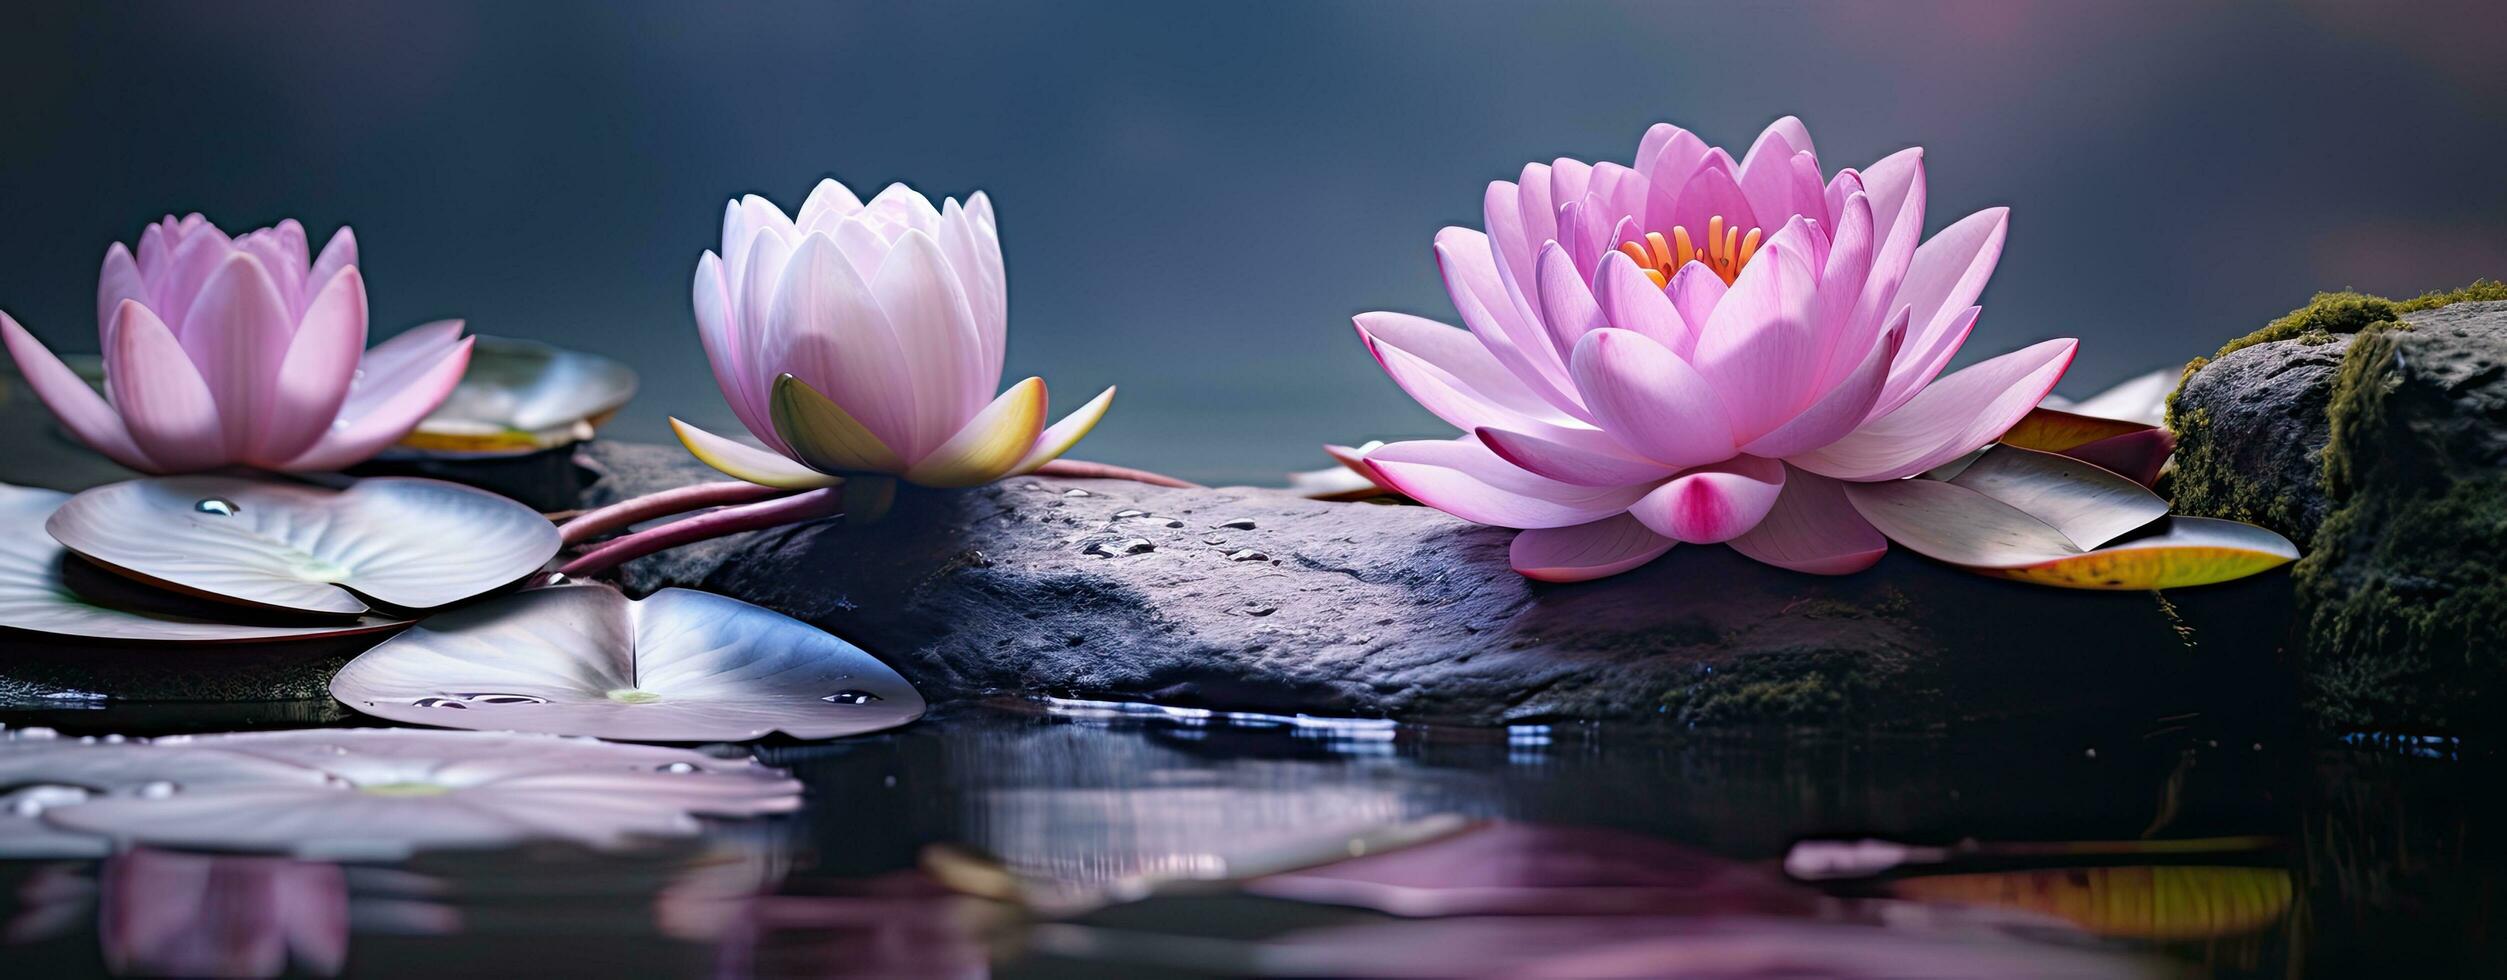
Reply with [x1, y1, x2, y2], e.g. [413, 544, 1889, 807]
[194, 498, 239, 516]
[822, 690, 884, 705]
[657, 761, 701, 773]
[1063, 488, 1093, 498]
[1084, 538, 1154, 558]
[1226, 549, 1268, 561]
[1242, 603, 1277, 617]
[1214, 518, 1257, 530]
[1114, 509, 1148, 519]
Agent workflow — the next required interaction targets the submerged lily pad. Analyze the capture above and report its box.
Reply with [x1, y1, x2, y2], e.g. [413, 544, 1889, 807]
[0, 485, 404, 643]
[46, 476, 560, 616]
[394, 336, 638, 456]
[330, 585, 925, 741]
[1847, 445, 2298, 589]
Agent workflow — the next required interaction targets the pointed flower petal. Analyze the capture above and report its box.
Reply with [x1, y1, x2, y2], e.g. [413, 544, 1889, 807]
[768, 374, 905, 475]
[1628, 456, 1786, 544]
[1010, 385, 1115, 476]
[671, 417, 841, 490]
[902, 378, 1047, 488]
[1727, 467, 1888, 574]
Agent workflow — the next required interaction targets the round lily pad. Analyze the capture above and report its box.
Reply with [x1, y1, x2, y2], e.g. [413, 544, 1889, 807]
[45, 476, 560, 616]
[330, 585, 925, 741]
[394, 336, 637, 457]
[0, 484, 403, 643]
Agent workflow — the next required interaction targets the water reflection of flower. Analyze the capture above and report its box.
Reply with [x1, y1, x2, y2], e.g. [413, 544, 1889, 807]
[7, 849, 456, 979]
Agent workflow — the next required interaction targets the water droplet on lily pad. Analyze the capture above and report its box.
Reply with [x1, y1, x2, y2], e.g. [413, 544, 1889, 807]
[137, 781, 177, 799]
[822, 690, 884, 705]
[657, 761, 702, 773]
[193, 498, 238, 516]
[607, 689, 664, 705]
[412, 697, 470, 709]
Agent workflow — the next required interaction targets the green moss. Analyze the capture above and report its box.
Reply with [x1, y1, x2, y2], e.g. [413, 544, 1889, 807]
[2294, 313, 2507, 729]
[2164, 280, 2507, 432]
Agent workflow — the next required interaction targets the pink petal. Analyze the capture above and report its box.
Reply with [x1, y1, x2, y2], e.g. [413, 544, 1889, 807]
[154, 222, 236, 334]
[107, 301, 229, 472]
[693, 251, 776, 450]
[1734, 126, 1802, 228]
[1628, 455, 1786, 544]
[1483, 178, 1538, 315]
[1789, 338, 2078, 482]
[176, 252, 295, 458]
[870, 229, 988, 443]
[357, 319, 468, 394]
[1665, 161, 1755, 249]
[1742, 306, 1907, 459]
[1355, 312, 1571, 433]
[1567, 327, 1734, 469]
[279, 337, 472, 472]
[308, 226, 357, 301]
[1844, 148, 1925, 352]
[1, 311, 155, 471]
[1475, 425, 1676, 488]
[1727, 467, 1888, 574]
[938, 197, 1008, 393]
[1635, 123, 1710, 191]
[96, 243, 148, 341]
[796, 177, 866, 230]
[1758, 116, 1819, 172]
[1663, 263, 1726, 358]
[1534, 242, 1605, 355]
[1786, 151, 1829, 226]
[1811, 191, 1878, 386]
[252, 267, 367, 465]
[1364, 439, 1646, 530]
[1691, 228, 1822, 441]
[1591, 250, 1692, 352]
[765, 233, 921, 460]
[1436, 227, 1578, 410]
[1509, 514, 1675, 583]
[1870, 306, 1980, 419]
[1888, 207, 2007, 385]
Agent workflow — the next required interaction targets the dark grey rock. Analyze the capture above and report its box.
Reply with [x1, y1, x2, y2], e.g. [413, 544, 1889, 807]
[2172, 296, 2507, 731]
[579, 442, 2285, 728]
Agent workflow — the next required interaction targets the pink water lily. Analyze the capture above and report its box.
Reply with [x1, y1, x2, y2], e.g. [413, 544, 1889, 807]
[1357, 118, 2076, 582]
[1, 214, 473, 473]
[674, 179, 1113, 491]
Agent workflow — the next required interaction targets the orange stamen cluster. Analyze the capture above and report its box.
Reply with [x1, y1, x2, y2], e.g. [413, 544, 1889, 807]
[1615, 215, 1763, 287]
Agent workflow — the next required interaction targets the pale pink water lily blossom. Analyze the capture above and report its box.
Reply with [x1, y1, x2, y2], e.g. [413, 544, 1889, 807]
[1, 214, 473, 474]
[674, 179, 1114, 491]
[1356, 117, 2076, 582]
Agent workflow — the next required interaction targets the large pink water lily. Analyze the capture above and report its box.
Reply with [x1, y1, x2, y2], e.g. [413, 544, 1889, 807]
[1357, 118, 2076, 582]
[1, 214, 473, 474]
[674, 180, 1114, 491]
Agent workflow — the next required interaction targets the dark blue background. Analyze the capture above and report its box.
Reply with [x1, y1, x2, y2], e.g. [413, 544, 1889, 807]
[4, 1, 2500, 482]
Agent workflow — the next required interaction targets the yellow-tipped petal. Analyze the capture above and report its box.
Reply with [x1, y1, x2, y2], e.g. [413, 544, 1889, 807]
[769, 374, 906, 475]
[1008, 385, 1116, 477]
[904, 378, 1049, 488]
[670, 417, 842, 490]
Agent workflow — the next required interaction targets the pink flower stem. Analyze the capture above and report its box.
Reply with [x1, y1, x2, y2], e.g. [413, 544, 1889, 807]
[1032, 458, 1202, 488]
[557, 481, 800, 547]
[557, 488, 843, 578]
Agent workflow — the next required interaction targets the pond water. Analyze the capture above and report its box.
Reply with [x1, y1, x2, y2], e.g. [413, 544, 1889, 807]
[0, 695, 2495, 977]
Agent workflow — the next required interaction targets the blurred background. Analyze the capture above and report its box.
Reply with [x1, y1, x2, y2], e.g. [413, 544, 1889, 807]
[3, 1, 2501, 484]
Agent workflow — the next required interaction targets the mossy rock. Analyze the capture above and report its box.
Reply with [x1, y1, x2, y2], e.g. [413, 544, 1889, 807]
[2170, 284, 2507, 732]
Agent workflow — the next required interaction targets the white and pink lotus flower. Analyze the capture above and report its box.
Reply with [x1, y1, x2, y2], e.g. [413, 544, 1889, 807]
[1, 214, 474, 474]
[672, 180, 1114, 492]
[1354, 117, 2080, 582]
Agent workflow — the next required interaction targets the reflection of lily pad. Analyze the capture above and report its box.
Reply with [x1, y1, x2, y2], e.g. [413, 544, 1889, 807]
[0, 485, 405, 642]
[1892, 866, 2294, 940]
[46, 476, 560, 616]
[394, 336, 637, 456]
[26, 728, 802, 859]
[1848, 446, 2297, 590]
[330, 585, 925, 741]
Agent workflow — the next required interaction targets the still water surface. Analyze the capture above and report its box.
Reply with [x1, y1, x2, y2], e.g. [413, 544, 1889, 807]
[0, 696, 2493, 977]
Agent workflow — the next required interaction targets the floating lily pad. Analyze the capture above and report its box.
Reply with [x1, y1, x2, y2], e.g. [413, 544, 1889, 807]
[0, 484, 404, 643]
[46, 476, 560, 616]
[394, 336, 638, 457]
[0, 728, 335, 859]
[330, 585, 925, 741]
[27, 728, 802, 859]
[1846, 446, 2297, 589]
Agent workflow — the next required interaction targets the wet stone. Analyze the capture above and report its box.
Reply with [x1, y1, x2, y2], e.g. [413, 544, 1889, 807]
[579, 441, 2288, 728]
